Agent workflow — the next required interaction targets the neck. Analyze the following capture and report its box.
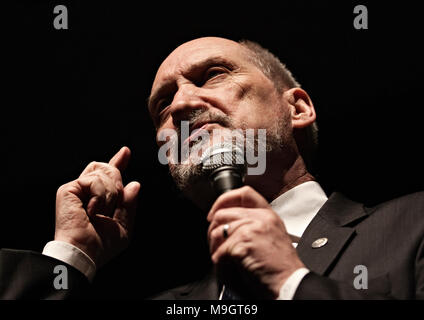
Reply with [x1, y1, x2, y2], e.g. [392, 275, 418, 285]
[246, 153, 315, 202]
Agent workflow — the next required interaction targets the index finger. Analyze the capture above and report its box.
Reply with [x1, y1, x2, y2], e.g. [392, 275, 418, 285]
[207, 186, 269, 222]
[109, 146, 131, 171]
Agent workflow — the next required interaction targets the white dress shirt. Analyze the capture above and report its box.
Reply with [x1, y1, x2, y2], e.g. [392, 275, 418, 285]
[43, 181, 328, 298]
[271, 181, 328, 299]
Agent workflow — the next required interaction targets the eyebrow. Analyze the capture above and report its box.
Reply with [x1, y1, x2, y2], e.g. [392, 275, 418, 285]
[147, 56, 236, 113]
[147, 80, 175, 115]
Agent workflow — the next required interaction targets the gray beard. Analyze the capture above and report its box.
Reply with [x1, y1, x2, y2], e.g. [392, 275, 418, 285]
[169, 109, 287, 192]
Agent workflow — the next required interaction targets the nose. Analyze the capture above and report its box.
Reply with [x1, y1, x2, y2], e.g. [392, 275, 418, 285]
[169, 84, 205, 126]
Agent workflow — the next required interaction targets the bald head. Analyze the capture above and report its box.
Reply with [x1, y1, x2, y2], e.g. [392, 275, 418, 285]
[155, 37, 247, 78]
[149, 37, 254, 114]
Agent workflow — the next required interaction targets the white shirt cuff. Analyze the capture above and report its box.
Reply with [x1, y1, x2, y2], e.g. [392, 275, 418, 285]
[277, 267, 310, 300]
[42, 240, 96, 282]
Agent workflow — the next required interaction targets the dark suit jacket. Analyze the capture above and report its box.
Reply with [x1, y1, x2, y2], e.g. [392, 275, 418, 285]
[152, 191, 424, 299]
[0, 249, 89, 299]
[2, 191, 423, 299]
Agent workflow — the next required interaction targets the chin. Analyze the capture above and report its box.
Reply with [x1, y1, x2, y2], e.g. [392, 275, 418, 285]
[182, 177, 216, 213]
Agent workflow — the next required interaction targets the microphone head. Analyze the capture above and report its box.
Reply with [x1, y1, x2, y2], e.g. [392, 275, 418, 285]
[201, 142, 246, 196]
[201, 142, 246, 175]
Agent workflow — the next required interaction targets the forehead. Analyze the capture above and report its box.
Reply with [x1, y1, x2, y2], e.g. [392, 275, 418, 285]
[152, 37, 250, 90]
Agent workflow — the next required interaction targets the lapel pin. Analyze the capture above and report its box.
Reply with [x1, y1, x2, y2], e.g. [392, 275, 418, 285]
[312, 237, 328, 248]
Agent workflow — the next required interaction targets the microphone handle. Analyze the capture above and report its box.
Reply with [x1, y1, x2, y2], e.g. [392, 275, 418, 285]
[209, 166, 244, 197]
[208, 165, 245, 299]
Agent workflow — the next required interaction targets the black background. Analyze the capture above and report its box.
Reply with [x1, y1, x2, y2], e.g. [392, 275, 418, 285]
[2, 1, 423, 298]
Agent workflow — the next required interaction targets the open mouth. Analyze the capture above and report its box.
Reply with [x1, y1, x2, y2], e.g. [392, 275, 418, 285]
[184, 122, 221, 146]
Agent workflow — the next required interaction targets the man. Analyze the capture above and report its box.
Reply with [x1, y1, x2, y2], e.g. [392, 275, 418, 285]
[147, 37, 424, 299]
[1, 37, 423, 299]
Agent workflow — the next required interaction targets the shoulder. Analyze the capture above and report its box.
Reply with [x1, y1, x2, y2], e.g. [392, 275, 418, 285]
[322, 190, 424, 230]
[360, 190, 424, 238]
[369, 190, 424, 215]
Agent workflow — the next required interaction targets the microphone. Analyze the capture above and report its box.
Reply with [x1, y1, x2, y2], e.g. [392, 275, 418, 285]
[201, 143, 246, 300]
[201, 142, 247, 197]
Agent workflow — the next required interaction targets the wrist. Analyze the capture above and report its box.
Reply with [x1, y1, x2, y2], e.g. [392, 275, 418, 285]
[276, 267, 310, 300]
[43, 240, 97, 281]
[274, 262, 306, 298]
[54, 233, 101, 265]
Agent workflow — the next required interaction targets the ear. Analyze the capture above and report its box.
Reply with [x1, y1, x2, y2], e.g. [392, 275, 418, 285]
[283, 88, 316, 129]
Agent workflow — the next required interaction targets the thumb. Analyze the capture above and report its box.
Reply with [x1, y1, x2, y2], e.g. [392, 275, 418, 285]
[114, 181, 140, 231]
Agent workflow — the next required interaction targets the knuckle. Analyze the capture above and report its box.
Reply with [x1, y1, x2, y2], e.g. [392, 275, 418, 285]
[254, 219, 267, 232]
[105, 166, 123, 189]
[238, 186, 253, 198]
[89, 161, 111, 175]
[265, 211, 279, 225]
[109, 166, 121, 178]
[237, 186, 254, 205]
[115, 179, 124, 191]
[239, 227, 252, 242]
[208, 222, 217, 237]
[240, 185, 253, 193]
[56, 181, 75, 197]
[87, 161, 98, 170]
[214, 209, 226, 222]
[56, 183, 68, 197]
[211, 253, 219, 264]
[210, 228, 220, 242]
[232, 243, 249, 259]
[91, 174, 103, 185]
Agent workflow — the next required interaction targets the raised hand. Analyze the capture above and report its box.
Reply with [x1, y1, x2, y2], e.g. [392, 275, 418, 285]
[54, 147, 140, 267]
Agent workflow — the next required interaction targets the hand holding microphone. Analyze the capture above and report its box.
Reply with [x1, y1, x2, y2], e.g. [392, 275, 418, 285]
[203, 143, 305, 299]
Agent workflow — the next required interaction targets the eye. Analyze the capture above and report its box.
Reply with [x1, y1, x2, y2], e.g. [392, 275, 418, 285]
[153, 98, 172, 126]
[157, 98, 171, 112]
[203, 66, 227, 82]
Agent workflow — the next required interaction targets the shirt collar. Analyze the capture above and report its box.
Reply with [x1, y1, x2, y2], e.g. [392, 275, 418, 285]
[270, 181, 328, 239]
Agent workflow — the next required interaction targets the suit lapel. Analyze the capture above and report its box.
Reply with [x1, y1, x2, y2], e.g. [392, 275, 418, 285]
[296, 216, 355, 275]
[297, 192, 369, 276]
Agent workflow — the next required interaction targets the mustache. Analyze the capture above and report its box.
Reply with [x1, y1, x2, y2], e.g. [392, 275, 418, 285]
[175, 109, 234, 137]
[161, 110, 234, 161]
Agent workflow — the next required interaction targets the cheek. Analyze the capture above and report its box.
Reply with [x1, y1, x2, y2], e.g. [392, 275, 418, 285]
[236, 92, 282, 130]
[155, 122, 177, 147]
[205, 77, 281, 129]
[206, 81, 248, 116]
[202, 75, 251, 114]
